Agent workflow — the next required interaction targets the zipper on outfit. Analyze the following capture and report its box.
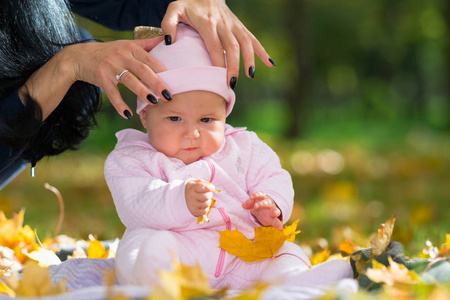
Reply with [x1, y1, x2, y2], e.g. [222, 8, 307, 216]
[200, 158, 216, 182]
[215, 207, 231, 278]
[200, 158, 229, 278]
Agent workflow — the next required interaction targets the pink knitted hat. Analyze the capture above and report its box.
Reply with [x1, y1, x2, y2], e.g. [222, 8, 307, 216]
[136, 23, 235, 116]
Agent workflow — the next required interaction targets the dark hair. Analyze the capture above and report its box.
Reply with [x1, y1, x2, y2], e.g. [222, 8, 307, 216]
[0, 0, 101, 164]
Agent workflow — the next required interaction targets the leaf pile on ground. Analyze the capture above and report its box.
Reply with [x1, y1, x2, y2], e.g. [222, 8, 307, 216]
[0, 191, 449, 299]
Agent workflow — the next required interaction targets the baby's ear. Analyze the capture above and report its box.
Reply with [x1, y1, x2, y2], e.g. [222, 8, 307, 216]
[139, 109, 147, 129]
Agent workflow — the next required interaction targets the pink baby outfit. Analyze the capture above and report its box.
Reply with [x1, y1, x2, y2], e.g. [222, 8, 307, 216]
[105, 125, 353, 289]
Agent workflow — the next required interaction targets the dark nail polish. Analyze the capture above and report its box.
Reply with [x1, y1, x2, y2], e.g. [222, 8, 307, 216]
[164, 35, 172, 45]
[162, 89, 172, 101]
[124, 110, 132, 120]
[230, 76, 237, 89]
[269, 58, 276, 66]
[147, 94, 158, 104]
[249, 66, 255, 78]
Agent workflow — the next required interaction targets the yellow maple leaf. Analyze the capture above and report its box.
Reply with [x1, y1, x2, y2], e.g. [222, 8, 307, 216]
[442, 233, 450, 254]
[310, 248, 330, 266]
[3, 261, 66, 297]
[370, 216, 396, 257]
[229, 283, 268, 300]
[88, 235, 110, 259]
[283, 219, 301, 242]
[148, 252, 218, 300]
[0, 209, 38, 263]
[366, 257, 421, 286]
[339, 240, 360, 256]
[197, 199, 216, 225]
[0, 280, 15, 297]
[219, 220, 301, 262]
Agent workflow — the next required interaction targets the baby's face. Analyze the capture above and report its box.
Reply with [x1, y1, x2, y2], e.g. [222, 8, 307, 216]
[140, 91, 227, 165]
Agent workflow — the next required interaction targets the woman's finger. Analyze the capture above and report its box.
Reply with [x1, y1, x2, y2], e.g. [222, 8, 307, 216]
[160, 1, 181, 44]
[102, 83, 133, 119]
[133, 36, 165, 52]
[116, 69, 160, 106]
[195, 22, 227, 69]
[230, 24, 256, 79]
[121, 43, 172, 101]
[216, 21, 241, 87]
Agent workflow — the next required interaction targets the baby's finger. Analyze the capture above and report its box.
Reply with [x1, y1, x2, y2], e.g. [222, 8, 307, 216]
[272, 207, 281, 218]
[198, 198, 213, 210]
[272, 218, 284, 231]
[249, 191, 267, 200]
[242, 198, 255, 210]
[193, 181, 215, 193]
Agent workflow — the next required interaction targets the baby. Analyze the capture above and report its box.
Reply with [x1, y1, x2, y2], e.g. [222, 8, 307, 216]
[105, 24, 352, 290]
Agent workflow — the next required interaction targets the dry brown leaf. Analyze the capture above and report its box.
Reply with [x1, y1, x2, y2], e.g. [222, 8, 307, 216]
[27, 247, 61, 267]
[366, 257, 420, 286]
[370, 216, 396, 257]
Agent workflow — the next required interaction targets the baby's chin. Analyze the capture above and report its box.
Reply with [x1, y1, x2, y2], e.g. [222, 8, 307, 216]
[174, 153, 202, 165]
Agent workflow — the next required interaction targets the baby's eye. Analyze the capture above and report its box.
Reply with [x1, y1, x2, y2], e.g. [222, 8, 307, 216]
[169, 116, 181, 122]
[200, 118, 212, 123]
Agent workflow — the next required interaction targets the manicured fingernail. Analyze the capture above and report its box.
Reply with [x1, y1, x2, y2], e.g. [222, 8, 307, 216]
[162, 89, 172, 101]
[230, 76, 237, 89]
[164, 35, 172, 45]
[269, 58, 276, 66]
[147, 94, 158, 104]
[249, 66, 255, 78]
[124, 110, 132, 120]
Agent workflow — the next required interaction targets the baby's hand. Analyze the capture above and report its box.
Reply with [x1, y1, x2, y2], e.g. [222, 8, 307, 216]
[242, 192, 283, 231]
[185, 179, 215, 217]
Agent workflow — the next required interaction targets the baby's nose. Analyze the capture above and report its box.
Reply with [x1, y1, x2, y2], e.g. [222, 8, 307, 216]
[184, 126, 200, 139]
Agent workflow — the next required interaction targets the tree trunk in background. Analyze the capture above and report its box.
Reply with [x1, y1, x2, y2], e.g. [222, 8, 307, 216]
[286, 0, 311, 138]
[446, 0, 450, 128]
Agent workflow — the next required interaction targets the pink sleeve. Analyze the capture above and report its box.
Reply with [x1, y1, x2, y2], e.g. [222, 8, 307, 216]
[104, 149, 194, 230]
[245, 132, 294, 223]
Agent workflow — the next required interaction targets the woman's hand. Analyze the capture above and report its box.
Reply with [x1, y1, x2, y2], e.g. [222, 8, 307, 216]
[19, 37, 170, 120]
[68, 38, 173, 118]
[161, 0, 275, 89]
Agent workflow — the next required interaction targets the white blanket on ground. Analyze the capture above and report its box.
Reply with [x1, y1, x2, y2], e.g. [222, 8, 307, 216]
[0, 258, 358, 300]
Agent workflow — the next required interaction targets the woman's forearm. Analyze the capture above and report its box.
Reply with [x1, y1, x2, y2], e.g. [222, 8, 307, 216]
[17, 46, 77, 121]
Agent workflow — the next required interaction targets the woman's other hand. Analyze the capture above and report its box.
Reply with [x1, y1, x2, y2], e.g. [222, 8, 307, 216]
[161, 0, 275, 89]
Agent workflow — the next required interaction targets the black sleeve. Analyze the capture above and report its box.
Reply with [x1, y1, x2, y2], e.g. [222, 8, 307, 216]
[69, 0, 175, 31]
[0, 89, 25, 120]
[0, 90, 27, 183]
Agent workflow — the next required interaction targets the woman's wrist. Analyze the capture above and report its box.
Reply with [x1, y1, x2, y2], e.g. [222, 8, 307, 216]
[17, 45, 78, 120]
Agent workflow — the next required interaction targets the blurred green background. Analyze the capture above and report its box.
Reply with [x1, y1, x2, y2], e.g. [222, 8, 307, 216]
[1, 0, 449, 256]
